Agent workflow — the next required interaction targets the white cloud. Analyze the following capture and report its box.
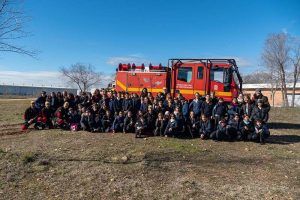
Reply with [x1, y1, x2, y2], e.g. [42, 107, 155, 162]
[233, 57, 252, 67]
[0, 70, 67, 87]
[106, 54, 149, 66]
[0, 70, 115, 89]
[281, 28, 288, 34]
[203, 56, 253, 67]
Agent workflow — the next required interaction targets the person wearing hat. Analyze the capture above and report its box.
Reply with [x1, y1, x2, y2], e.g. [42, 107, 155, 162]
[21, 101, 39, 131]
[252, 88, 270, 112]
[35, 91, 47, 111]
[210, 119, 228, 141]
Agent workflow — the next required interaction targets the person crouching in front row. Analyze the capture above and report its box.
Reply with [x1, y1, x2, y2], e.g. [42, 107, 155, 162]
[123, 111, 135, 133]
[54, 102, 70, 130]
[199, 114, 212, 140]
[22, 101, 39, 131]
[237, 114, 254, 141]
[112, 111, 125, 133]
[164, 114, 178, 137]
[135, 116, 147, 138]
[248, 119, 270, 144]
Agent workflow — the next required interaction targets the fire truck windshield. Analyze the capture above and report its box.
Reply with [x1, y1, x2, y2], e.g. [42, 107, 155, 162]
[178, 67, 192, 82]
[233, 71, 241, 87]
[210, 68, 224, 83]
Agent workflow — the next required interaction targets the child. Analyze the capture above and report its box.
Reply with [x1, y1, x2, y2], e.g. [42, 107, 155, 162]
[189, 93, 203, 117]
[238, 114, 254, 141]
[135, 116, 147, 138]
[199, 114, 212, 140]
[251, 99, 269, 123]
[201, 97, 214, 119]
[154, 112, 165, 136]
[212, 98, 228, 129]
[54, 102, 70, 130]
[112, 111, 125, 133]
[40, 101, 54, 129]
[164, 114, 178, 137]
[241, 95, 254, 117]
[181, 98, 189, 122]
[227, 98, 243, 120]
[174, 106, 184, 133]
[249, 119, 270, 144]
[123, 111, 135, 133]
[187, 111, 199, 138]
[22, 101, 39, 131]
[210, 119, 228, 141]
[80, 109, 94, 132]
[122, 93, 133, 114]
[144, 106, 156, 132]
[68, 107, 81, 131]
[102, 110, 114, 132]
[155, 101, 166, 115]
[227, 114, 241, 141]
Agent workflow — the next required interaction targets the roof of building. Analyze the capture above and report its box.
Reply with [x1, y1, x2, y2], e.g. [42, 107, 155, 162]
[243, 83, 300, 89]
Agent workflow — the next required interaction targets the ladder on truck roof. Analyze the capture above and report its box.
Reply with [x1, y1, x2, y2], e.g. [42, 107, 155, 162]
[168, 58, 243, 91]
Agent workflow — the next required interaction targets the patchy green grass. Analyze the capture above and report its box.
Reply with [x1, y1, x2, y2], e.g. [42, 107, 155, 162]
[0, 99, 299, 199]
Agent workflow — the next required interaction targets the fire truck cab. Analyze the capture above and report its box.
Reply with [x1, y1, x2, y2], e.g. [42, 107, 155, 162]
[115, 58, 242, 102]
[169, 58, 242, 101]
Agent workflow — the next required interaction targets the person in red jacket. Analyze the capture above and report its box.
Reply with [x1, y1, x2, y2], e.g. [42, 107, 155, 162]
[22, 101, 39, 130]
[54, 102, 70, 129]
[40, 101, 54, 129]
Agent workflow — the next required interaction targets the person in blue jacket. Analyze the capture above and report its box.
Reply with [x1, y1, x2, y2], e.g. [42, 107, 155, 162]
[189, 92, 203, 117]
[35, 91, 47, 111]
[181, 98, 189, 122]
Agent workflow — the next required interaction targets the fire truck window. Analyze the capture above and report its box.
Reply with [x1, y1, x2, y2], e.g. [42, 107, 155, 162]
[197, 67, 203, 79]
[178, 67, 192, 83]
[210, 68, 224, 83]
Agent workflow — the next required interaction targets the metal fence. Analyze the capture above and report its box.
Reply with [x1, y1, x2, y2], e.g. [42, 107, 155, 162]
[0, 85, 77, 97]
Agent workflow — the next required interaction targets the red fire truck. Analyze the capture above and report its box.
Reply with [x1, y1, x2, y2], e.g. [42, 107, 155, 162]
[115, 58, 243, 102]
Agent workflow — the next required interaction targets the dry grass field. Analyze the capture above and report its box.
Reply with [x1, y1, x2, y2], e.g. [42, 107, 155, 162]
[0, 99, 299, 199]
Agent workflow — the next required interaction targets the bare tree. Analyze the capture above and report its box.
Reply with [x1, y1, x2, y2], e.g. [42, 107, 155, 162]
[265, 70, 280, 107]
[60, 63, 103, 92]
[262, 33, 290, 107]
[0, 0, 36, 57]
[289, 37, 300, 107]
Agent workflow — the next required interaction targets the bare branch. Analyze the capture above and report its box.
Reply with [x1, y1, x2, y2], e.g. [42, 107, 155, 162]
[0, 0, 36, 57]
[60, 63, 103, 92]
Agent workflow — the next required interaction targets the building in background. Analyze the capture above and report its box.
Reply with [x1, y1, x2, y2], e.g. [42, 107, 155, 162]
[0, 84, 77, 97]
[243, 83, 300, 107]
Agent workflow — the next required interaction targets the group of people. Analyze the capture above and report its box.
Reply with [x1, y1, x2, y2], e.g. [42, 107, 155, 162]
[22, 88, 271, 144]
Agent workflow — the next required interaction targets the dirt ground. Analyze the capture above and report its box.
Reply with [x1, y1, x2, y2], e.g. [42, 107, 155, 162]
[0, 99, 299, 200]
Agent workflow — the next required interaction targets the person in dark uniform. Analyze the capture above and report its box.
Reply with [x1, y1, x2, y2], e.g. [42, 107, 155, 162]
[248, 119, 270, 144]
[35, 91, 47, 111]
[123, 111, 135, 133]
[199, 114, 212, 140]
[22, 101, 39, 130]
